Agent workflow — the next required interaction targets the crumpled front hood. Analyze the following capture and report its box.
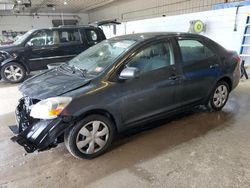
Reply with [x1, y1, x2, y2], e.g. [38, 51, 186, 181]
[19, 68, 91, 100]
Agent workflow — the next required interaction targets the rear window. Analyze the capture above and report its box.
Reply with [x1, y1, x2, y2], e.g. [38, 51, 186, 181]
[178, 39, 215, 62]
[58, 29, 81, 43]
[85, 29, 101, 42]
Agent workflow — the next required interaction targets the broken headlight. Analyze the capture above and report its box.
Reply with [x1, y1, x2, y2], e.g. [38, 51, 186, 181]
[30, 97, 72, 119]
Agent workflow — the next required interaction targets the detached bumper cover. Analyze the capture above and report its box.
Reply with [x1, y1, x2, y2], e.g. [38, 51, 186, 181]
[10, 117, 71, 153]
[11, 133, 37, 153]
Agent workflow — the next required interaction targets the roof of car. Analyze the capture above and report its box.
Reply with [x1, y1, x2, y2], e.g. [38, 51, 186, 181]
[110, 32, 202, 41]
[30, 25, 97, 31]
[56, 25, 97, 29]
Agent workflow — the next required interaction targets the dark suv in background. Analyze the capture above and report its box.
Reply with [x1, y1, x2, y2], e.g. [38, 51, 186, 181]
[0, 25, 106, 83]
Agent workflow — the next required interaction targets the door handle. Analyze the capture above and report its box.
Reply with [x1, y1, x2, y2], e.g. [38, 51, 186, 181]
[169, 75, 181, 80]
[210, 64, 219, 69]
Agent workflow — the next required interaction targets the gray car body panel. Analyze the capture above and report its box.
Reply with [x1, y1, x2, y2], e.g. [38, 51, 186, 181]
[10, 32, 240, 153]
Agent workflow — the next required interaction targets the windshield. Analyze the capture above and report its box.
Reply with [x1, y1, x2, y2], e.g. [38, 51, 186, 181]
[13, 30, 34, 45]
[68, 39, 136, 75]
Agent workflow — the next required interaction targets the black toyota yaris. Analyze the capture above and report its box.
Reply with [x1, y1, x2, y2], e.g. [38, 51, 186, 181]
[10, 32, 240, 159]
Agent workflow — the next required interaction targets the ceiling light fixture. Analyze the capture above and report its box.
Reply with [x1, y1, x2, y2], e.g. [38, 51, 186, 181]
[63, 1, 68, 5]
[80, 0, 115, 12]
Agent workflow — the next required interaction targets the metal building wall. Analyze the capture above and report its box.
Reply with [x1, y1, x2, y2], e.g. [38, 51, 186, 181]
[88, 0, 243, 22]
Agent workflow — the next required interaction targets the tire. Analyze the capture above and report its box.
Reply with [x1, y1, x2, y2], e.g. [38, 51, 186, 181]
[0, 62, 26, 83]
[64, 115, 115, 159]
[207, 81, 229, 111]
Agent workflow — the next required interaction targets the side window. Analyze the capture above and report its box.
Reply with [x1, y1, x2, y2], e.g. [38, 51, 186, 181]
[58, 29, 80, 43]
[127, 42, 175, 74]
[27, 30, 54, 47]
[178, 39, 215, 62]
[85, 29, 100, 43]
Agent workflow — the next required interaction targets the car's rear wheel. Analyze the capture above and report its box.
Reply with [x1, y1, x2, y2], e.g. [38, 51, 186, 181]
[208, 81, 229, 111]
[1, 62, 26, 83]
[64, 115, 115, 159]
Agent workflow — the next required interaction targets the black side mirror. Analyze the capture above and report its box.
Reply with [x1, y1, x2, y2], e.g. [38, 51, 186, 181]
[119, 67, 140, 80]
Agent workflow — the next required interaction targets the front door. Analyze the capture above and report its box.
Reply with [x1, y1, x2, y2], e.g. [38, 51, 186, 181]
[120, 40, 181, 126]
[25, 29, 61, 70]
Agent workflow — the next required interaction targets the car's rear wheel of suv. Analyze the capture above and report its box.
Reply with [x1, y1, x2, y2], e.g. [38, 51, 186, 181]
[1, 62, 26, 83]
[207, 81, 229, 111]
[64, 115, 115, 159]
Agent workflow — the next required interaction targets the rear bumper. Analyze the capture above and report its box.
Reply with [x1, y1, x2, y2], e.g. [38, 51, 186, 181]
[10, 118, 70, 153]
[232, 64, 241, 90]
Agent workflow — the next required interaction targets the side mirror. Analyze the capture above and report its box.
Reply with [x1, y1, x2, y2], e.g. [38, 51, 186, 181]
[119, 67, 140, 80]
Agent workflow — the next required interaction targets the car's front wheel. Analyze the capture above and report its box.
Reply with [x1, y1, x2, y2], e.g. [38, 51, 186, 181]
[1, 62, 26, 83]
[208, 81, 229, 111]
[64, 115, 115, 159]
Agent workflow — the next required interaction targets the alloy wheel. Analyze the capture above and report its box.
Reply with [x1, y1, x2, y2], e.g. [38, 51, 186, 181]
[4, 65, 24, 82]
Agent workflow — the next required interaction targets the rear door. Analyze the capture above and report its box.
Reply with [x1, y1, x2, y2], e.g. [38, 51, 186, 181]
[175, 37, 222, 106]
[57, 28, 86, 62]
[119, 39, 182, 126]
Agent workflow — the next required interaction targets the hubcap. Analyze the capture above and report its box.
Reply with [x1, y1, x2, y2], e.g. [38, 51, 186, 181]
[213, 85, 228, 108]
[4, 65, 23, 81]
[76, 121, 109, 154]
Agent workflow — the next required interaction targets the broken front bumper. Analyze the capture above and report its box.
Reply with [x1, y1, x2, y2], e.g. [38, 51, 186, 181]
[10, 97, 71, 153]
[11, 119, 69, 153]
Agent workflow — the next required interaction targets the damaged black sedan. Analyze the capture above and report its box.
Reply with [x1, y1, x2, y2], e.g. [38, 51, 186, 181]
[10, 32, 240, 159]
